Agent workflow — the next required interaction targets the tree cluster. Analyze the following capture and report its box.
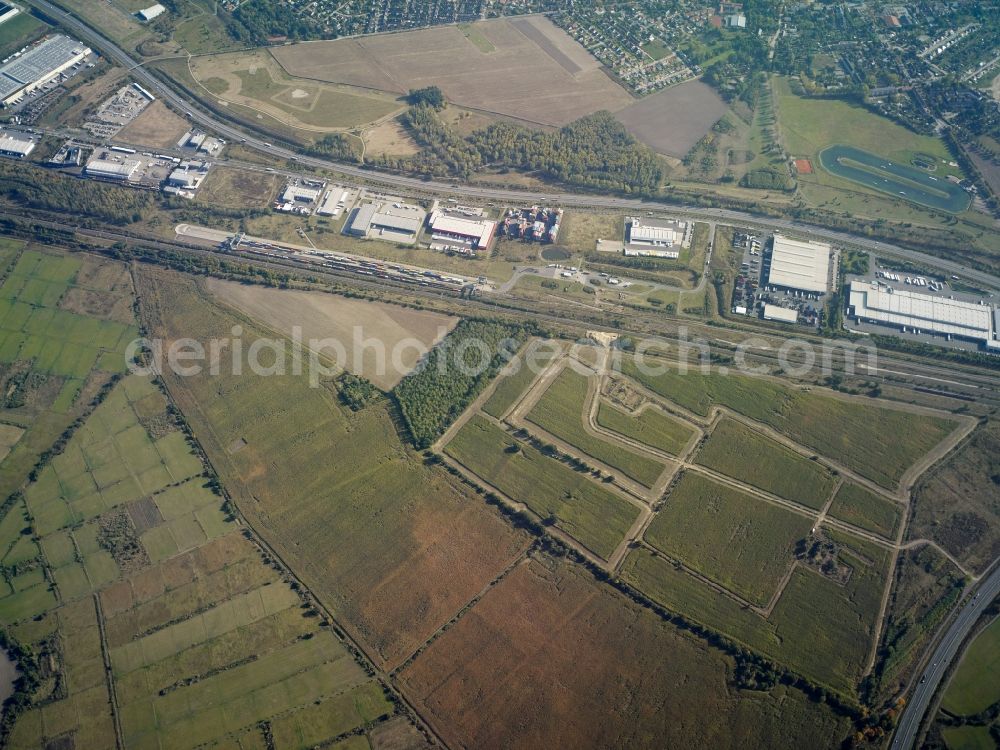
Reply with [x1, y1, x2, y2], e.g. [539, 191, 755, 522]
[337, 372, 379, 411]
[406, 86, 445, 110]
[393, 319, 534, 448]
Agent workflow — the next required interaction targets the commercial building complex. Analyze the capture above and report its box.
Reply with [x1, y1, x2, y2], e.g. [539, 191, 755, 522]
[428, 210, 496, 251]
[85, 158, 140, 181]
[848, 281, 998, 346]
[0, 35, 92, 107]
[0, 130, 35, 158]
[346, 203, 425, 242]
[767, 234, 832, 293]
[623, 217, 690, 258]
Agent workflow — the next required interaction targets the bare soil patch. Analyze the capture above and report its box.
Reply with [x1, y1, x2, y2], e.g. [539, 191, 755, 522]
[117, 100, 190, 148]
[364, 117, 421, 158]
[271, 17, 632, 127]
[203, 278, 458, 390]
[398, 556, 854, 748]
[614, 79, 727, 156]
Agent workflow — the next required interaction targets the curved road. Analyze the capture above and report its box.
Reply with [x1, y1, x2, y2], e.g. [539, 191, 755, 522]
[892, 564, 1000, 749]
[26, 0, 1000, 292]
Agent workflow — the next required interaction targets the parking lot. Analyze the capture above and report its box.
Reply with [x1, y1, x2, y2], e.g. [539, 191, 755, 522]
[730, 231, 829, 327]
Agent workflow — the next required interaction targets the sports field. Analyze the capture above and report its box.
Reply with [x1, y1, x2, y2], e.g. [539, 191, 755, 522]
[819, 145, 971, 213]
[526, 369, 666, 487]
[270, 17, 633, 128]
[446, 414, 639, 559]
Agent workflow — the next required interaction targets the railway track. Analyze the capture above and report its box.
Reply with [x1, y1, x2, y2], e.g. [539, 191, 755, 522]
[9, 209, 1000, 408]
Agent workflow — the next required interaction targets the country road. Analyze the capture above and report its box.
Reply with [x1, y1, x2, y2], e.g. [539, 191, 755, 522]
[891, 563, 1000, 749]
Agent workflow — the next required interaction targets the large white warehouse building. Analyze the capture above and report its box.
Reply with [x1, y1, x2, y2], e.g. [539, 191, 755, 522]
[848, 280, 998, 345]
[767, 234, 832, 293]
[0, 35, 92, 107]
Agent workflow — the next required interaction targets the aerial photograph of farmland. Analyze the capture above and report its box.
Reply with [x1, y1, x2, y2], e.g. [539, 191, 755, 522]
[0, 0, 998, 748]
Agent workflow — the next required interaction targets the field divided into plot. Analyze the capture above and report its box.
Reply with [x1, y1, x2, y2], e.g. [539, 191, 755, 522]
[695, 417, 836, 510]
[398, 556, 855, 748]
[621, 360, 955, 488]
[447, 414, 638, 559]
[482, 339, 560, 419]
[595, 400, 695, 456]
[141, 268, 530, 670]
[527, 369, 665, 487]
[828, 483, 902, 539]
[623, 528, 891, 693]
[646, 472, 811, 606]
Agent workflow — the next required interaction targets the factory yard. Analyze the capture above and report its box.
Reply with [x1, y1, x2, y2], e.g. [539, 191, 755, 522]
[203, 278, 457, 390]
[270, 16, 633, 128]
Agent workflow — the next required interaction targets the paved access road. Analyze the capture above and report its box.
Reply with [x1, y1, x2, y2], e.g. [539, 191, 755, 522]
[25, 0, 1000, 292]
[892, 564, 1000, 749]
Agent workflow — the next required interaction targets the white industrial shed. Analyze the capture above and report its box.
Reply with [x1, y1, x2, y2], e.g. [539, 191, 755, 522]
[86, 158, 139, 181]
[768, 234, 832, 293]
[848, 281, 995, 341]
[763, 304, 798, 323]
[0, 132, 34, 158]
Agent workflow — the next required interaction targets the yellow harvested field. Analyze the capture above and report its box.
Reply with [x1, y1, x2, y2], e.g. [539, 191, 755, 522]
[117, 100, 190, 148]
[203, 279, 458, 390]
[271, 16, 633, 127]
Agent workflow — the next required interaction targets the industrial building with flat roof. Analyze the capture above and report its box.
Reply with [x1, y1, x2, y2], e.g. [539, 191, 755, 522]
[848, 281, 996, 344]
[763, 304, 798, 324]
[0, 3, 21, 25]
[137, 3, 166, 21]
[767, 234, 832, 293]
[0, 35, 92, 107]
[0, 130, 35, 158]
[623, 217, 690, 258]
[86, 158, 140, 181]
[346, 203, 425, 242]
[428, 210, 496, 250]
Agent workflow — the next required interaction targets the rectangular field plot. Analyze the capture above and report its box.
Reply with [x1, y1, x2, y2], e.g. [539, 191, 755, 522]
[623, 529, 891, 693]
[143, 270, 532, 671]
[526, 369, 666, 487]
[621, 361, 956, 488]
[482, 339, 560, 419]
[646, 472, 812, 605]
[446, 415, 639, 559]
[398, 557, 855, 749]
[694, 418, 836, 509]
[828, 483, 902, 539]
[595, 401, 695, 456]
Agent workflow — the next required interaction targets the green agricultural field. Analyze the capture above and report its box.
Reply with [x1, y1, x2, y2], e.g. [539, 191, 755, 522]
[940, 725, 996, 750]
[828, 483, 902, 539]
[447, 415, 639, 559]
[526, 369, 666, 487]
[942, 615, 1000, 717]
[645, 472, 812, 605]
[620, 361, 955, 488]
[623, 527, 891, 694]
[695, 418, 836, 509]
[482, 339, 560, 419]
[138, 268, 531, 671]
[595, 401, 695, 456]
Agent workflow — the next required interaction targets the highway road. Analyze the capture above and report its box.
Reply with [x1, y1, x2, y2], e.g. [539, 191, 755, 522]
[25, 0, 1000, 293]
[892, 564, 1000, 749]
